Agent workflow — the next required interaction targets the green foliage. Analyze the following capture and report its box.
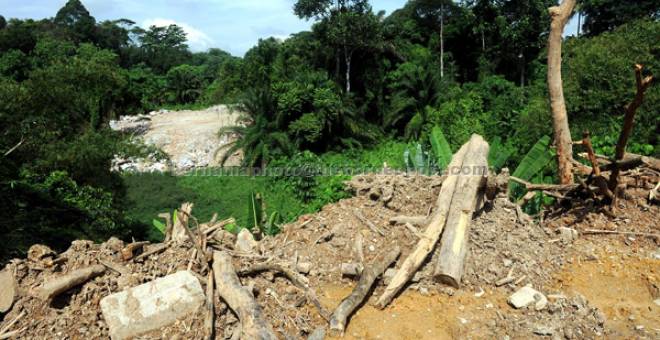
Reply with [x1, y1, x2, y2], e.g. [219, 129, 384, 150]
[564, 20, 659, 148]
[580, 0, 659, 36]
[509, 136, 554, 201]
[429, 126, 452, 171]
[165, 64, 204, 104]
[488, 136, 515, 171]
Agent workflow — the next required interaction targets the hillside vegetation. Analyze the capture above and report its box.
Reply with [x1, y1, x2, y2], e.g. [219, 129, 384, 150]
[0, 0, 657, 261]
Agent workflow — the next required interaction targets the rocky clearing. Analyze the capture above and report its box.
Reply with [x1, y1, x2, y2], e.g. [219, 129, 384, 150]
[110, 105, 243, 172]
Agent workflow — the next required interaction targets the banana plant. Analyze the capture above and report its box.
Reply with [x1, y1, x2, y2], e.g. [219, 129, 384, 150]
[508, 135, 555, 202]
[429, 126, 452, 171]
[488, 136, 514, 171]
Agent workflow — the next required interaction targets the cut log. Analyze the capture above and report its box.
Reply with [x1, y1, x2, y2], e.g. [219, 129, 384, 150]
[434, 136, 489, 288]
[212, 251, 276, 340]
[0, 268, 16, 313]
[33, 265, 106, 300]
[330, 247, 401, 334]
[375, 136, 472, 309]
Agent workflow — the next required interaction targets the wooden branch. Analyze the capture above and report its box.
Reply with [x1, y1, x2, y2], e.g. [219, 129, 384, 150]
[388, 216, 429, 227]
[0, 311, 25, 339]
[238, 262, 330, 321]
[582, 131, 615, 200]
[375, 136, 471, 309]
[434, 135, 489, 288]
[582, 229, 659, 239]
[133, 243, 171, 261]
[510, 176, 579, 192]
[609, 64, 654, 190]
[212, 251, 277, 340]
[330, 247, 401, 334]
[120, 241, 150, 261]
[33, 265, 106, 300]
[3, 136, 24, 157]
[204, 269, 215, 340]
[353, 210, 385, 236]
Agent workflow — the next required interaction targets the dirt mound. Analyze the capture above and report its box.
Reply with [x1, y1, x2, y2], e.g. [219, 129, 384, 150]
[1, 173, 658, 339]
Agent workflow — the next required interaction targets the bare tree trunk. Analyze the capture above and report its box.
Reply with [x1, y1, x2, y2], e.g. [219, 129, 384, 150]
[547, 0, 576, 185]
[345, 49, 352, 93]
[608, 64, 654, 190]
[440, 2, 445, 79]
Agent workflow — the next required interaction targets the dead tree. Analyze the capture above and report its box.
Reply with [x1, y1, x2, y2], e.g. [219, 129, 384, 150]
[608, 64, 654, 191]
[547, 0, 576, 185]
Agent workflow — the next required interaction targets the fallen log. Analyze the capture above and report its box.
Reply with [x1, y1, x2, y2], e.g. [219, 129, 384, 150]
[434, 135, 489, 288]
[330, 247, 401, 334]
[133, 242, 171, 261]
[375, 136, 471, 309]
[212, 251, 277, 340]
[33, 265, 106, 300]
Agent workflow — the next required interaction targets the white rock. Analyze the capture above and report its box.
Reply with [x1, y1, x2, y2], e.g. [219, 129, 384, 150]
[100, 271, 205, 340]
[236, 229, 258, 253]
[558, 227, 578, 243]
[508, 286, 547, 310]
[383, 268, 397, 285]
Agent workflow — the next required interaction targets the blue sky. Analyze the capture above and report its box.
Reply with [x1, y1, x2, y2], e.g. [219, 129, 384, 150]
[0, 0, 406, 55]
[1, 0, 578, 56]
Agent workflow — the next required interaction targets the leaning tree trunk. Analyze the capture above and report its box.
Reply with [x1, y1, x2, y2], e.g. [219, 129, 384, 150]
[547, 0, 576, 185]
[440, 2, 445, 80]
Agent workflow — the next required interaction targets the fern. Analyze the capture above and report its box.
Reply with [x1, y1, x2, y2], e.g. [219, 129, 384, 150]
[488, 136, 514, 171]
[509, 135, 554, 200]
[429, 126, 452, 171]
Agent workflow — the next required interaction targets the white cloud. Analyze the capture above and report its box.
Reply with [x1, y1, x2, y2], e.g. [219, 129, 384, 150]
[142, 18, 215, 52]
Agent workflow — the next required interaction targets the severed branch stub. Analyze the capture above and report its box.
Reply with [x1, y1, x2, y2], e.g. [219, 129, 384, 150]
[33, 265, 106, 301]
[329, 247, 401, 335]
[212, 251, 277, 340]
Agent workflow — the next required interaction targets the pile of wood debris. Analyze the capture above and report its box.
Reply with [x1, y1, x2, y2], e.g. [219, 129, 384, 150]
[1, 135, 658, 340]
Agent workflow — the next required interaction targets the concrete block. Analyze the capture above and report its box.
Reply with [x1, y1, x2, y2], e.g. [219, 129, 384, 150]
[101, 271, 205, 340]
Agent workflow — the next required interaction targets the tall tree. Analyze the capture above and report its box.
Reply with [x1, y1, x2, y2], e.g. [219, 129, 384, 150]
[547, 0, 576, 185]
[54, 0, 96, 42]
[137, 24, 190, 73]
[294, 0, 380, 93]
[581, 0, 659, 36]
[0, 15, 6, 30]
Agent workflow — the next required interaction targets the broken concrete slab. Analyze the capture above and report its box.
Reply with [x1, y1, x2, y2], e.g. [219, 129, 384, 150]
[508, 286, 547, 310]
[100, 271, 205, 340]
[0, 267, 16, 313]
[558, 227, 578, 243]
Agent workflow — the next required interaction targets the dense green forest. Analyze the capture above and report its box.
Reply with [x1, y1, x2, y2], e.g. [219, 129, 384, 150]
[0, 0, 657, 260]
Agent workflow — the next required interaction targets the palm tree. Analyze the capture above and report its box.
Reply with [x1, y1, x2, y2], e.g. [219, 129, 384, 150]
[384, 62, 442, 139]
[217, 88, 295, 167]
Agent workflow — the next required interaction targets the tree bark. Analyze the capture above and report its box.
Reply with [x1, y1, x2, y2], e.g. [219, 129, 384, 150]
[547, 0, 576, 185]
[330, 247, 400, 334]
[375, 136, 474, 309]
[345, 49, 353, 93]
[434, 137, 489, 288]
[212, 251, 276, 340]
